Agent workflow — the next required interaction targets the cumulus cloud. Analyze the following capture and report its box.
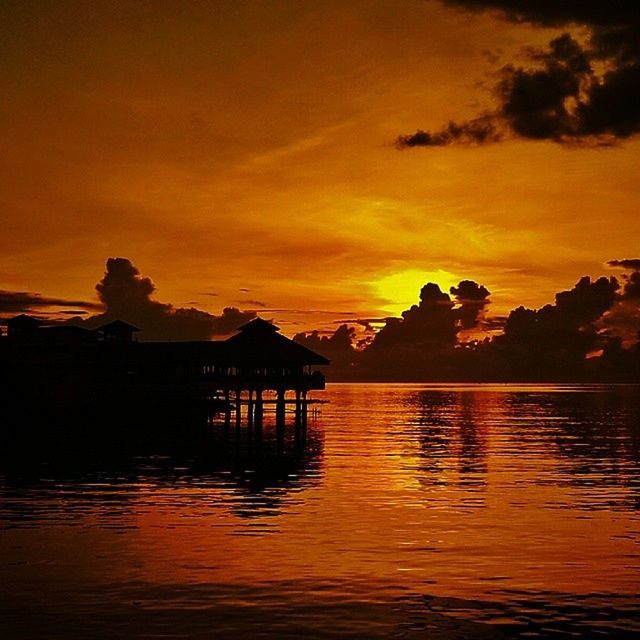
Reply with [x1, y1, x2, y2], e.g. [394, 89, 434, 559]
[294, 324, 357, 377]
[294, 324, 356, 358]
[608, 258, 640, 299]
[608, 259, 640, 271]
[498, 275, 619, 364]
[82, 258, 255, 340]
[599, 258, 640, 345]
[369, 283, 456, 351]
[398, 2, 640, 146]
[369, 280, 491, 351]
[450, 279, 491, 329]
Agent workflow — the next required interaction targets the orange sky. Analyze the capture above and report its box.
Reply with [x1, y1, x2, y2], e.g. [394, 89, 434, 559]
[2, 0, 639, 335]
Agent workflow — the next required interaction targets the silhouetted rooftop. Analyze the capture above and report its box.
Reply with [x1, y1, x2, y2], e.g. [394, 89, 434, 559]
[226, 318, 329, 366]
[96, 320, 141, 333]
[237, 317, 280, 334]
[4, 314, 45, 328]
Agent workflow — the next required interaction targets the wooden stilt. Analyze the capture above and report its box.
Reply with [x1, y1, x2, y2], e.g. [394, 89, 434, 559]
[276, 388, 285, 448]
[247, 389, 254, 437]
[302, 389, 308, 441]
[224, 389, 231, 434]
[254, 389, 263, 439]
[235, 388, 242, 435]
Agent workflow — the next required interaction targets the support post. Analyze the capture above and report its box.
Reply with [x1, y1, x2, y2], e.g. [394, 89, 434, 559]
[235, 388, 242, 435]
[302, 389, 308, 440]
[254, 389, 263, 438]
[295, 389, 301, 430]
[247, 389, 254, 437]
[276, 388, 286, 447]
[223, 389, 231, 440]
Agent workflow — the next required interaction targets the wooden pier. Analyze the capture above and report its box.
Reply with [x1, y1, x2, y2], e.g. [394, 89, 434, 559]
[0, 316, 330, 442]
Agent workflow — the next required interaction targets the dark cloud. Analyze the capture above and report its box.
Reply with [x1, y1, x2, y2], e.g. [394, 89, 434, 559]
[607, 259, 640, 300]
[294, 324, 356, 377]
[608, 259, 640, 271]
[396, 117, 500, 148]
[369, 283, 457, 351]
[82, 258, 255, 340]
[622, 272, 640, 299]
[492, 275, 619, 379]
[450, 279, 491, 329]
[0, 290, 100, 315]
[237, 299, 267, 308]
[443, 2, 639, 28]
[554, 275, 619, 325]
[294, 324, 355, 354]
[398, 2, 640, 146]
[598, 299, 640, 346]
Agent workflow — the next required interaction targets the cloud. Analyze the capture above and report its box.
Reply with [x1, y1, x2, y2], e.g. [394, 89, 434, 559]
[621, 272, 640, 299]
[450, 279, 491, 329]
[0, 290, 101, 315]
[607, 258, 640, 298]
[236, 299, 268, 308]
[369, 283, 457, 351]
[398, 2, 640, 146]
[294, 324, 356, 375]
[396, 117, 501, 148]
[608, 258, 640, 271]
[294, 324, 356, 356]
[443, 2, 639, 29]
[497, 275, 620, 369]
[82, 258, 255, 340]
[293, 269, 638, 380]
[600, 258, 640, 344]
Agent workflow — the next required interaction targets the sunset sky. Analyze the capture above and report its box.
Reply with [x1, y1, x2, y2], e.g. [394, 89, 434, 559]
[2, 0, 639, 335]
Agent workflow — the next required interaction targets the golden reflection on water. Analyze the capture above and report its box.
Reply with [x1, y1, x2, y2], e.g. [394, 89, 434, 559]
[1, 383, 639, 638]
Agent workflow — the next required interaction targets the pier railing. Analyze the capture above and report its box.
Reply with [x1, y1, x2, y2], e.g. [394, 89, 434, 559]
[200, 370, 325, 391]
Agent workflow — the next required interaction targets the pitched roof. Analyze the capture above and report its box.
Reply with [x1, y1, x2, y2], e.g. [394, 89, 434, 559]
[225, 317, 329, 366]
[237, 317, 279, 333]
[5, 314, 45, 327]
[96, 320, 141, 333]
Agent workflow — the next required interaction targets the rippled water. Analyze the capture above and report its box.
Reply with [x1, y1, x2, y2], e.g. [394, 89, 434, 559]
[1, 383, 639, 638]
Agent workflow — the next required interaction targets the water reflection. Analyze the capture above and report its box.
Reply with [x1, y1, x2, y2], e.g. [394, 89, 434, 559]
[2, 384, 640, 639]
[0, 410, 324, 527]
[404, 390, 488, 490]
[499, 388, 640, 511]
[397, 385, 640, 512]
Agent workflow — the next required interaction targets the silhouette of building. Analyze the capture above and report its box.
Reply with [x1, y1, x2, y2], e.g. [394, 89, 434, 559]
[97, 320, 141, 343]
[0, 314, 329, 436]
[5, 314, 44, 340]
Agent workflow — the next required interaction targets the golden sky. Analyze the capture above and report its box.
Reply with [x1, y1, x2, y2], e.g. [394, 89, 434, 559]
[1, 0, 639, 335]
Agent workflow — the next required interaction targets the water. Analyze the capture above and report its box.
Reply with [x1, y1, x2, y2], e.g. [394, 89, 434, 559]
[1, 383, 639, 638]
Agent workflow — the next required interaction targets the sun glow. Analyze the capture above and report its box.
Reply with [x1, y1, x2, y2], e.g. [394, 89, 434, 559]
[374, 269, 459, 316]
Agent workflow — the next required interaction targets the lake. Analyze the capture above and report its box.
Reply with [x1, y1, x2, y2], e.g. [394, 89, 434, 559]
[1, 383, 639, 638]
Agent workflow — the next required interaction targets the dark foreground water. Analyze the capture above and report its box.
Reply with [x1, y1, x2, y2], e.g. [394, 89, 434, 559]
[1, 383, 639, 639]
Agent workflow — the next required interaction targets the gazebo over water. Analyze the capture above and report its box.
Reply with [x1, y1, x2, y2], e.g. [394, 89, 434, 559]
[207, 317, 329, 439]
[0, 313, 329, 441]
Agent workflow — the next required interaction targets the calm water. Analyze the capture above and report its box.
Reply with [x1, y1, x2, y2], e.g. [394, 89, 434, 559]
[1, 383, 639, 638]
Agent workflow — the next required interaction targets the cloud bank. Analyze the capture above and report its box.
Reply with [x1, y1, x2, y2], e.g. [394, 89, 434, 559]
[0, 291, 100, 315]
[297, 262, 640, 381]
